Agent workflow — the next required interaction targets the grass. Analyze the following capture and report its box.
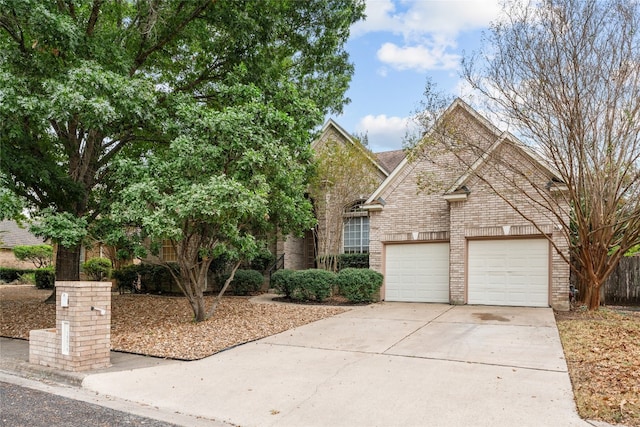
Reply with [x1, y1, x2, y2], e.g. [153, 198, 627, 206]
[555, 307, 640, 426]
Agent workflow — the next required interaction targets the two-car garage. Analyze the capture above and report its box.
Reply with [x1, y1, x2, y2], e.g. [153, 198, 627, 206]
[384, 239, 550, 307]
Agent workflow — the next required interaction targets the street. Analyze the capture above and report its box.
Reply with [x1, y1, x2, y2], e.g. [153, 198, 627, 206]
[1, 381, 179, 427]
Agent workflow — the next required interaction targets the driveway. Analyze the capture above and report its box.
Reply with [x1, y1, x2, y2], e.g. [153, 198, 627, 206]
[82, 303, 588, 427]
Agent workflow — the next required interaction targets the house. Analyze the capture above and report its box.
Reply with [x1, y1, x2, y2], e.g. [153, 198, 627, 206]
[0, 219, 48, 269]
[278, 118, 405, 271]
[280, 99, 570, 310]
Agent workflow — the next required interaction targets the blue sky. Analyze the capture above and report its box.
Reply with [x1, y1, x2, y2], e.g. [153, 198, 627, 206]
[332, 0, 503, 153]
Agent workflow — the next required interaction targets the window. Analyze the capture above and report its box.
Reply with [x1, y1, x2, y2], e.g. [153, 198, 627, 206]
[343, 201, 369, 253]
[162, 240, 177, 262]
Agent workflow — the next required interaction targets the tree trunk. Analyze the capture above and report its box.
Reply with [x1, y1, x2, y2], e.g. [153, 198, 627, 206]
[45, 245, 81, 304]
[584, 281, 602, 310]
[56, 245, 81, 280]
[193, 295, 207, 322]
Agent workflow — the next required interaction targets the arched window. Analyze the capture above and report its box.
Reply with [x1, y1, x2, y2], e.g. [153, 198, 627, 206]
[343, 200, 369, 253]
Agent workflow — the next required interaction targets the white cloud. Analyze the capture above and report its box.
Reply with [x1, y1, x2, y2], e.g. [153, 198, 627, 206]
[355, 114, 420, 152]
[377, 41, 460, 71]
[352, 0, 502, 73]
[353, 0, 501, 38]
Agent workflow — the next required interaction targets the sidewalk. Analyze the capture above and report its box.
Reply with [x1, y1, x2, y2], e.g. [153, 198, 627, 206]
[0, 337, 179, 387]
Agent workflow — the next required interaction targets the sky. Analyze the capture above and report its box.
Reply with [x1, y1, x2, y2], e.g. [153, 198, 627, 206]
[332, 0, 503, 153]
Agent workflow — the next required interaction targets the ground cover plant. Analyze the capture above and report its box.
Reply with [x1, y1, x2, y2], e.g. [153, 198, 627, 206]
[556, 308, 640, 426]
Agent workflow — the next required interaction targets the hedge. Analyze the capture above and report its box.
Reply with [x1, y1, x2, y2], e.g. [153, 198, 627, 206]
[292, 269, 336, 302]
[82, 257, 112, 281]
[35, 268, 55, 289]
[220, 269, 264, 295]
[336, 268, 383, 303]
[112, 263, 178, 293]
[271, 269, 297, 298]
[0, 267, 35, 282]
[337, 253, 369, 270]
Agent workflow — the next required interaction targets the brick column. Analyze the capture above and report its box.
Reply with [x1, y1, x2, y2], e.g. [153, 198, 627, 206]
[30, 281, 111, 372]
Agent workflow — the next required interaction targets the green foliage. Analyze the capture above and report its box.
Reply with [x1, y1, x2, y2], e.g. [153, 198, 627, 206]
[292, 269, 336, 302]
[29, 210, 87, 249]
[250, 248, 276, 272]
[35, 268, 55, 289]
[112, 264, 141, 290]
[0, 0, 365, 286]
[337, 253, 369, 270]
[0, 267, 35, 282]
[112, 263, 179, 294]
[336, 268, 383, 303]
[271, 269, 298, 298]
[18, 272, 35, 285]
[221, 269, 264, 296]
[12, 244, 53, 268]
[82, 257, 112, 281]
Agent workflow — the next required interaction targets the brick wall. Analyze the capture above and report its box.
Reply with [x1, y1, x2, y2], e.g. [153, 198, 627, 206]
[369, 104, 570, 310]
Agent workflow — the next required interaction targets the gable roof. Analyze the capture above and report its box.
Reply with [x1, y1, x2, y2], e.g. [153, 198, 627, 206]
[376, 150, 405, 174]
[0, 220, 45, 249]
[364, 98, 564, 207]
[444, 130, 565, 195]
[315, 119, 405, 177]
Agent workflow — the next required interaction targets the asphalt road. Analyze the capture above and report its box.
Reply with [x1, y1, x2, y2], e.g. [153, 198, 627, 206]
[0, 381, 180, 427]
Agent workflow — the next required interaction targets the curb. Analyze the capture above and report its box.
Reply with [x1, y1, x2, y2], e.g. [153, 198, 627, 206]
[0, 359, 86, 387]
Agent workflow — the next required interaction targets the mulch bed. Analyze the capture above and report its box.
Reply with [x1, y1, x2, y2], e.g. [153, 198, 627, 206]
[0, 285, 347, 360]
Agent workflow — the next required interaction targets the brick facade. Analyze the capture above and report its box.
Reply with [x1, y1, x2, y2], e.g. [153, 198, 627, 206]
[366, 100, 570, 310]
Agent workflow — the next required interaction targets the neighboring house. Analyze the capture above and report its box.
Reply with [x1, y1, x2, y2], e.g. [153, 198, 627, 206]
[0, 220, 47, 269]
[280, 99, 570, 310]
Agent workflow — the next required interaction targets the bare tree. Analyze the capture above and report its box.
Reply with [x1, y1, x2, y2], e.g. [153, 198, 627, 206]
[453, 0, 640, 309]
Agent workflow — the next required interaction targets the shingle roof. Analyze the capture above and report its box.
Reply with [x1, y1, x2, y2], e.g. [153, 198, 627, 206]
[375, 150, 406, 174]
[0, 220, 45, 249]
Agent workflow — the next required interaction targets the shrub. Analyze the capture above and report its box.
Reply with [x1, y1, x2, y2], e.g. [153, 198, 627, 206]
[292, 269, 335, 302]
[337, 253, 369, 270]
[336, 268, 383, 303]
[220, 269, 264, 296]
[0, 267, 35, 282]
[35, 268, 55, 289]
[271, 269, 297, 298]
[113, 263, 179, 294]
[18, 272, 36, 285]
[82, 257, 112, 281]
[249, 249, 275, 272]
[12, 244, 53, 268]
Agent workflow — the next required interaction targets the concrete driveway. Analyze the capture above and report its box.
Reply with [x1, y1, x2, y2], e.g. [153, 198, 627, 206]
[83, 303, 588, 427]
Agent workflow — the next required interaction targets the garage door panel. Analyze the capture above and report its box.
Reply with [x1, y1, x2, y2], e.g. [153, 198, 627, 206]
[385, 243, 449, 303]
[468, 239, 549, 307]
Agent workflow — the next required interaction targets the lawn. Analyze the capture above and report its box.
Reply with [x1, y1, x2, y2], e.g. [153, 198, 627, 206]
[555, 307, 640, 427]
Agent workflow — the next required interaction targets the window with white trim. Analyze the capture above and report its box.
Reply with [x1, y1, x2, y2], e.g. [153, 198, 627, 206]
[343, 201, 369, 253]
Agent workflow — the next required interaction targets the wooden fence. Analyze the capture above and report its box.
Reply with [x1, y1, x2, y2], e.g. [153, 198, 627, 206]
[602, 256, 640, 305]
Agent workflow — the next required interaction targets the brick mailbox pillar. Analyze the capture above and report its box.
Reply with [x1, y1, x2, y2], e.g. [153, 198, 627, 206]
[30, 281, 111, 372]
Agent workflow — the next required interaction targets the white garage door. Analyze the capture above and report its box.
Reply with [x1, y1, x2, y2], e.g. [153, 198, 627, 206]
[385, 243, 449, 303]
[468, 239, 549, 307]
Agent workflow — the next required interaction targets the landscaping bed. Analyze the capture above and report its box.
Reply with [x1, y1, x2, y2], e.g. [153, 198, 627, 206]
[555, 307, 640, 426]
[0, 285, 347, 360]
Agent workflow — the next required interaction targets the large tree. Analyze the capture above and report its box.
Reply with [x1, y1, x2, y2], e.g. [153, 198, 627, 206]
[0, 0, 365, 280]
[441, 0, 640, 309]
[110, 79, 318, 322]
